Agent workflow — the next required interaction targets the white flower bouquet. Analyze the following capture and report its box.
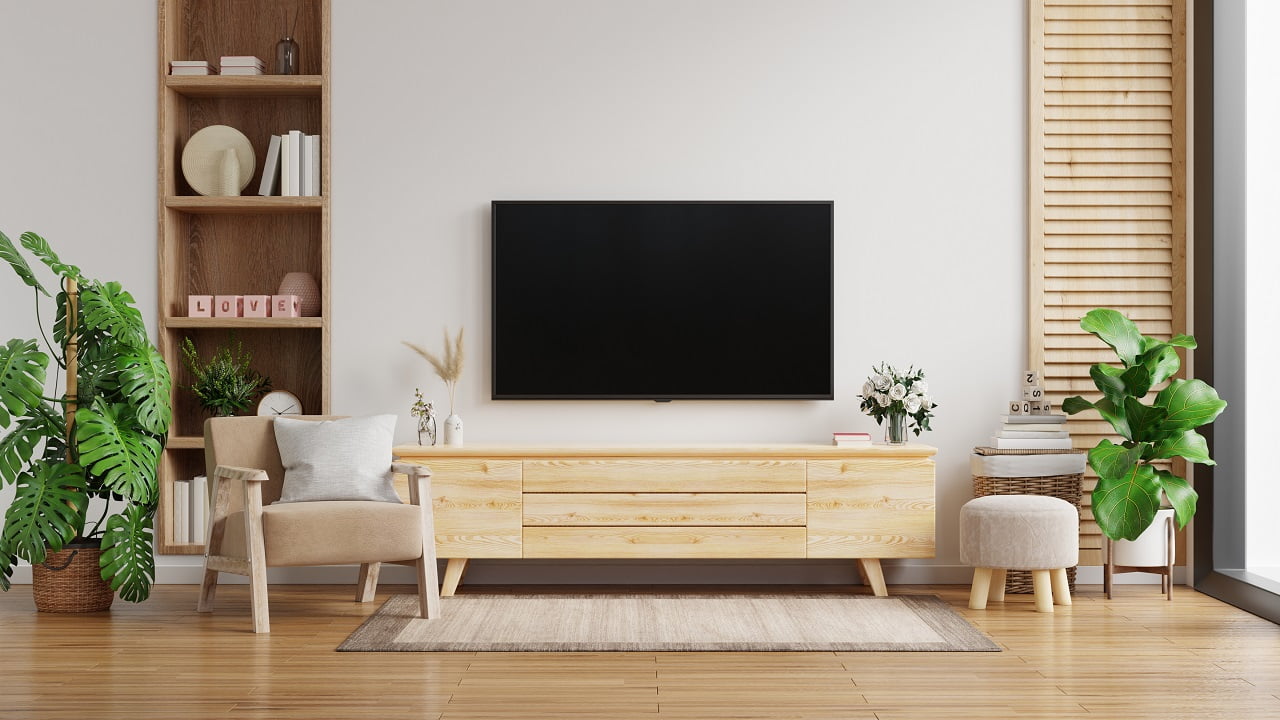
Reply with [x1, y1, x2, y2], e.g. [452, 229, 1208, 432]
[857, 362, 937, 438]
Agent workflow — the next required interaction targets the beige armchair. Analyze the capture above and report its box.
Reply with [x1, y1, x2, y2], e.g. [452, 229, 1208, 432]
[196, 416, 440, 633]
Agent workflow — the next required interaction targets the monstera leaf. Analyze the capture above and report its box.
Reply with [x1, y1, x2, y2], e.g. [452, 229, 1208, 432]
[2, 461, 88, 564]
[0, 230, 49, 296]
[0, 338, 49, 428]
[0, 407, 62, 486]
[19, 231, 80, 280]
[0, 542, 14, 591]
[80, 281, 146, 349]
[116, 346, 172, 435]
[99, 502, 155, 602]
[75, 400, 160, 502]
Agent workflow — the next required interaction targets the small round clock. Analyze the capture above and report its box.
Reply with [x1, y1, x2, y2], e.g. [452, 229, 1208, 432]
[257, 390, 302, 416]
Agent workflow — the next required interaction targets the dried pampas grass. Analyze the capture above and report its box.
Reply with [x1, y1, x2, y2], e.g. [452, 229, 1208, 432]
[404, 327, 464, 414]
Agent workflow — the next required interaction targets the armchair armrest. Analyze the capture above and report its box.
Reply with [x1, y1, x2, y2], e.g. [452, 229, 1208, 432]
[213, 465, 270, 483]
[392, 460, 433, 507]
[392, 461, 432, 479]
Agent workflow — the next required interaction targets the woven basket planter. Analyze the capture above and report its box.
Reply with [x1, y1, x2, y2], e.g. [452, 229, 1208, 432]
[972, 472, 1084, 594]
[32, 545, 114, 613]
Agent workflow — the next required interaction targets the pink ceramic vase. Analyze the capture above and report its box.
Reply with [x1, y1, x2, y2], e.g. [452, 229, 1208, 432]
[277, 272, 320, 317]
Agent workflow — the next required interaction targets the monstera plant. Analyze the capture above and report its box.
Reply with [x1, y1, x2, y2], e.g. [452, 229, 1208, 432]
[0, 230, 171, 601]
[1063, 309, 1226, 542]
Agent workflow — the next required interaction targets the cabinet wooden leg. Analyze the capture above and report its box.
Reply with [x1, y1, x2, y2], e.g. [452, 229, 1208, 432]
[442, 558, 469, 597]
[1051, 567, 1071, 606]
[969, 568, 993, 610]
[856, 558, 888, 597]
[356, 562, 380, 602]
[1032, 570, 1054, 613]
[989, 568, 1007, 602]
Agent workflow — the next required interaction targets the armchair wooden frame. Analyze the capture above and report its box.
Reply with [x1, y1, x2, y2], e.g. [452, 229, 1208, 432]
[196, 461, 441, 633]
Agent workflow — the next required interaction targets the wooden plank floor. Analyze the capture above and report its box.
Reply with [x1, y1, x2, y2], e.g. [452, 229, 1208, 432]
[0, 583, 1277, 719]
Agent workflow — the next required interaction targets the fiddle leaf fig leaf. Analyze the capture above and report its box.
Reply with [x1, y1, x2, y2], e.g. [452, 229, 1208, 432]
[19, 232, 80, 281]
[1089, 364, 1127, 402]
[2, 461, 87, 564]
[1087, 439, 1141, 482]
[1080, 309, 1144, 366]
[1139, 345, 1181, 387]
[1124, 397, 1167, 443]
[1092, 462, 1161, 542]
[1062, 396, 1095, 416]
[1155, 470, 1198, 530]
[99, 503, 154, 603]
[0, 338, 50, 428]
[0, 230, 49, 296]
[1119, 363, 1154, 398]
[1151, 429, 1214, 465]
[1155, 379, 1227, 431]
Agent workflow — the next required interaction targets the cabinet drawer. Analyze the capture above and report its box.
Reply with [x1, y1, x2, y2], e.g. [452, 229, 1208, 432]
[523, 527, 807, 558]
[523, 493, 806, 526]
[400, 459, 523, 558]
[523, 459, 805, 493]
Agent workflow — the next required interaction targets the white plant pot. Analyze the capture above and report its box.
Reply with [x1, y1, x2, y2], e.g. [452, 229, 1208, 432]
[1112, 508, 1175, 567]
[443, 414, 463, 446]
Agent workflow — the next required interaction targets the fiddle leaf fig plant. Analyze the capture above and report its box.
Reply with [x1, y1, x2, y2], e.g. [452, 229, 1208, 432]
[0, 230, 171, 602]
[1062, 309, 1226, 542]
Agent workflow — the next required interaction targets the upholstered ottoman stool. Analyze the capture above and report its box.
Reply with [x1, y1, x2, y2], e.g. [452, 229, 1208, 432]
[960, 495, 1078, 613]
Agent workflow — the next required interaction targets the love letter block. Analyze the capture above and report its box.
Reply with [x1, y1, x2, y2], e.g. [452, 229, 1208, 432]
[187, 295, 212, 317]
[214, 295, 243, 318]
[1009, 400, 1031, 416]
[243, 295, 270, 318]
[271, 294, 300, 318]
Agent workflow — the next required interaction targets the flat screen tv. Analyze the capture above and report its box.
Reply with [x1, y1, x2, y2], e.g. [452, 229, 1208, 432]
[492, 201, 833, 400]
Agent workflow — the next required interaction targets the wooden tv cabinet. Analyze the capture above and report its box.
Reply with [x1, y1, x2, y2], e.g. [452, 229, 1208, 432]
[393, 443, 936, 597]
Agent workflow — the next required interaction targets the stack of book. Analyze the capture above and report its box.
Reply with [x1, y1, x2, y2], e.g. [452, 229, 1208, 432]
[832, 432, 872, 446]
[258, 131, 322, 196]
[172, 475, 210, 544]
[170, 60, 213, 76]
[990, 414, 1072, 450]
[219, 55, 265, 75]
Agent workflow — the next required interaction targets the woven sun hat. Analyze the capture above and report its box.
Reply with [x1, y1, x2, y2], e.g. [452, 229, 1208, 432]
[181, 124, 255, 196]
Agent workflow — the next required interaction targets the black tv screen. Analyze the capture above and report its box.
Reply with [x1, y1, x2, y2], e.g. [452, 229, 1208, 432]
[492, 201, 833, 400]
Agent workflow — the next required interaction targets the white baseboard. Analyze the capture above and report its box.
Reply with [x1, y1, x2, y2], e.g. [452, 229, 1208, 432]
[7, 560, 1183, 586]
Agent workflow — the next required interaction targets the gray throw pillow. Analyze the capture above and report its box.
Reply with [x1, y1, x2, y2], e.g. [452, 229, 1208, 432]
[274, 415, 402, 504]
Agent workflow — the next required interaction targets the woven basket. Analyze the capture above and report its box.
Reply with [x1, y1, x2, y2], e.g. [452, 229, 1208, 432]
[972, 472, 1084, 594]
[32, 545, 114, 613]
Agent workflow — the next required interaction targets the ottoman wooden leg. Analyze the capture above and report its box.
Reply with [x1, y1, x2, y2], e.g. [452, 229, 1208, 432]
[1051, 567, 1072, 606]
[969, 567, 993, 610]
[1032, 570, 1054, 613]
[989, 568, 1007, 602]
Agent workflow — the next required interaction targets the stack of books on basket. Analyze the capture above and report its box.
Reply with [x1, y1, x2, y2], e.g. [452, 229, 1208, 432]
[988, 370, 1073, 450]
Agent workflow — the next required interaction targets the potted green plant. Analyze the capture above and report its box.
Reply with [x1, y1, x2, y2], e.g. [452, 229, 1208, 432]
[1063, 309, 1226, 545]
[180, 337, 270, 416]
[0, 231, 171, 608]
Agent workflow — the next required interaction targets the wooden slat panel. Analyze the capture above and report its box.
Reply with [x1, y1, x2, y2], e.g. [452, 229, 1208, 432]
[522, 493, 807, 527]
[1044, 90, 1172, 105]
[522, 527, 806, 559]
[1044, 261, 1172, 276]
[1045, 176, 1173, 191]
[1045, 206, 1172, 221]
[806, 459, 935, 559]
[1045, 105, 1172, 121]
[1044, 19, 1173, 34]
[1045, 303, 1172, 319]
[1045, 34, 1177, 52]
[1044, 4, 1172, 20]
[1045, 148, 1173, 164]
[405, 459, 523, 558]
[522, 459, 806, 493]
[1044, 63, 1173, 77]
[1044, 48, 1173, 64]
[1046, 132, 1172, 147]
[1045, 190, 1173, 205]
[1045, 163, 1172, 177]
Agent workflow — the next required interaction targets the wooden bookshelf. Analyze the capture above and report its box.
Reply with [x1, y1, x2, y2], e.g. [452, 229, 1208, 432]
[156, 0, 331, 555]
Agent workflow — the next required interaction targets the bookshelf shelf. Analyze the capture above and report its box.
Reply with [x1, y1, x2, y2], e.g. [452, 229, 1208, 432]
[166, 74, 323, 98]
[158, 0, 330, 555]
[165, 196, 325, 214]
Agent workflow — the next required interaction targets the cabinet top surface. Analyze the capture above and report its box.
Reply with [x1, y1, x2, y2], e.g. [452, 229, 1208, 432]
[393, 443, 937, 459]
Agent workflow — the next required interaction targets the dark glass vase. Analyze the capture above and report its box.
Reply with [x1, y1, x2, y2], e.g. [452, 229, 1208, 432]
[276, 36, 300, 75]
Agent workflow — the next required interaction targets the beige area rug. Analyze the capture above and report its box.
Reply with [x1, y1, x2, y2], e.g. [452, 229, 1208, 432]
[338, 594, 999, 652]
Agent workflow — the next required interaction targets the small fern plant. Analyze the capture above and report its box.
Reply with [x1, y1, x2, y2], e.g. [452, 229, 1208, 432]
[0, 231, 172, 601]
[180, 337, 271, 417]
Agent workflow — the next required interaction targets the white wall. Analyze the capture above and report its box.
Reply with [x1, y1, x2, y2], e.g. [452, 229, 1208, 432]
[1, 0, 1029, 585]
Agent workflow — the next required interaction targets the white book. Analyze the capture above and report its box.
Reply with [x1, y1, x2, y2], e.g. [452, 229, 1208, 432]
[190, 475, 208, 545]
[281, 132, 294, 196]
[300, 135, 314, 196]
[170, 67, 212, 76]
[258, 135, 281, 196]
[171, 60, 212, 67]
[219, 67, 264, 76]
[288, 130, 304, 197]
[173, 479, 190, 544]
[988, 436, 1074, 450]
[1001, 414, 1067, 424]
[996, 430, 1070, 439]
[309, 135, 320, 196]
[220, 55, 265, 66]
[1000, 422, 1069, 432]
